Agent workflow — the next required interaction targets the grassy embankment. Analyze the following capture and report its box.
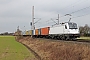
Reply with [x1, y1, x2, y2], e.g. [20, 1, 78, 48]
[78, 37, 90, 40]
[0, 36, 36, 60]
[19, 37, 90, 60]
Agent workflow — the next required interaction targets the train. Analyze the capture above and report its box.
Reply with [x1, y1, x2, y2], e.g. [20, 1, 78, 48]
[17, 22, 80, 40]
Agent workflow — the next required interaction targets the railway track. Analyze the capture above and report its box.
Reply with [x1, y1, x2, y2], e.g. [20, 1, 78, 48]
[76, 39, 90, 43]
[34, 37, 90, 44]
[19, 35, 90, 44]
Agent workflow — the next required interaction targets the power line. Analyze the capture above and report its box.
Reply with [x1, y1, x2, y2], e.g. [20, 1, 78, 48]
[60, 0, 83, 11]
[50, 19, 56, 24]
[35, 0, 90, 27]
[60, 5, 90, 19]
[58, 0, 89, 18]
[72, 13, 90, 19]
[35, 18, 58, 27]
[59, 0, 89, 13]
[70, 5, 90, 14]
[36, 21, 54, 28]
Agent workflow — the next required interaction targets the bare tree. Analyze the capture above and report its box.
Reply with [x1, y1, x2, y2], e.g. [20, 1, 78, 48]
[79, 24, 90, 36]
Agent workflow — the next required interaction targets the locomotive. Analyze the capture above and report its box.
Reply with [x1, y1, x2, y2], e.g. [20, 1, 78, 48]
[21, 22, 80, 40]
[49, 22, 80, 40]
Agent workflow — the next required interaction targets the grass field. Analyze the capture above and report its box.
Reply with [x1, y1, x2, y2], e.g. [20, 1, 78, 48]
[0, 36, 36, 60]
[78, 37, 90, 40]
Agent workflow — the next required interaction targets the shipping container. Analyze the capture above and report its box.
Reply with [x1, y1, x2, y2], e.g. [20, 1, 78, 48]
[22, 31, 26, 35]
[29, 30, 33, 35]
[25, 31, 29, 35]
[41, 27, 50, 35]
[35, 29, 39, 35]
[38, 29, 41, 35]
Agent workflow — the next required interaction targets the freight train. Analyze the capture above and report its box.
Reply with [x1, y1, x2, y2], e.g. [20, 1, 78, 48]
[20, 22, 80, 40]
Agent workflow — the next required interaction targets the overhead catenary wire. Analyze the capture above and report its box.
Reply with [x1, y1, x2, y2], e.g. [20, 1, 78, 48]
[35, 21, 54, 28]
[34, 0, 90, 27]
[35, 18, 58, 28]
[59, 0, 83, 11]
[56, 0, 85, 18]
[72, 13, 90, 19]
[36, 1, 89, 27]
[70, 5, 90, 14]
[58, 0, 90, 18]
[59, 5, 90, 20]
[58, 0, 89, 13]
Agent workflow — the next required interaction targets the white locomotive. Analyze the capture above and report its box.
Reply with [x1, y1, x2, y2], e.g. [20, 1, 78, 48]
[49, 22, 80, 40]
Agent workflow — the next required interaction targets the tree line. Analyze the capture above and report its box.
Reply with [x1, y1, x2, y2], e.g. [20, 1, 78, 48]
[0, 32, 14, 35]
[79, 24, 90, 37]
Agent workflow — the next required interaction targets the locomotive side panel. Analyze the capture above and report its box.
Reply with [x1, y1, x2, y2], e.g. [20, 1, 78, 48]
[49, 25, 64, 35]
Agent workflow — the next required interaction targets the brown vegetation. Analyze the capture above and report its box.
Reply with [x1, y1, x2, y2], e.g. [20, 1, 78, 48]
[18, 37, 90, 60]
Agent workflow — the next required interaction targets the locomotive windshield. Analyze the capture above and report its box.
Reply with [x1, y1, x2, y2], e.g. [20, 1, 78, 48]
[68, 23, 77, 29]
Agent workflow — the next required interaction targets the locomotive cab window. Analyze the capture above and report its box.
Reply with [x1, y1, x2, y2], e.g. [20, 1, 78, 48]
[68, 23, 77, 29]
[65, 25, 67, 29]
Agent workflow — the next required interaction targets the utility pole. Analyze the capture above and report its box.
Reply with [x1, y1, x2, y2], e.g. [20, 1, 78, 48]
[17, 26, 19, 32]
[17, 26, 20, 36]
[58, 14, 59, 25]
[56, 14, 59, 25]
[31, 6, 35, 38]
[32, 6, 34, 30]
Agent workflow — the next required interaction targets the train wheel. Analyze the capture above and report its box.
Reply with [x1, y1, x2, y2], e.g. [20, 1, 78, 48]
[61, 35, 65, 40]
[65, 36, 70, 41]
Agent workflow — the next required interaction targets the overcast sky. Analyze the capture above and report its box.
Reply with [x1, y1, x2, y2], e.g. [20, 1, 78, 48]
[0, 0, 90, 33]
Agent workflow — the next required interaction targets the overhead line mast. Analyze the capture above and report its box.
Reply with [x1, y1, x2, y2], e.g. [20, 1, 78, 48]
[31, 6, 35, 38]
[32, 6, 34, 30]
[56, 14, 59, 25]
[58, 14, 59, 25]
